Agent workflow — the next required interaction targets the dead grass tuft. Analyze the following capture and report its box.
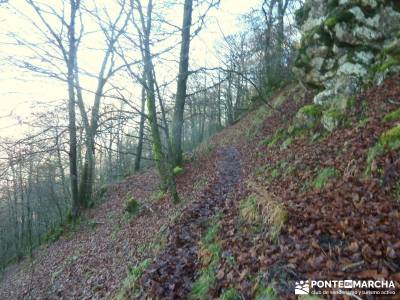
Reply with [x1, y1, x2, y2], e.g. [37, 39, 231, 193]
[240, 183, 288, 242]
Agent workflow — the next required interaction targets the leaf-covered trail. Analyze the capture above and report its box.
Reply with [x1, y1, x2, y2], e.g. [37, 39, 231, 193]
[139, 146, 241, 299]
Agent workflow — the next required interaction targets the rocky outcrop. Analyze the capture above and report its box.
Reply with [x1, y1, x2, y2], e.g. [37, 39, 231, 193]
[294, 0, 400, 106]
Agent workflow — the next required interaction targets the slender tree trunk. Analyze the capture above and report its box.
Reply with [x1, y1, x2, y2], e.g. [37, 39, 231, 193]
[226, 72, 234, 125]
[55, 131, 69, 203]
[75, 3, 131, 206]
[138, 0, 179, 203]
[217, 72, 222, 128]
[171, 0, 193, 166]
[277, 0, 286, 70]
[189, 100, 196, 147]
[67, 0, 80, 220]
[134, 84, 146, 171]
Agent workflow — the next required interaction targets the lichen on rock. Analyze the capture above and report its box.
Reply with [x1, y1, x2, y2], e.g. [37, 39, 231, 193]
[294, 0, 400, 107]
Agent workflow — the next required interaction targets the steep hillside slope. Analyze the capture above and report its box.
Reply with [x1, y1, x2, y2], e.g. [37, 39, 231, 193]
[132, 76, 400, 299]
[1, 76, 400, 299]
[0, 152, 217, 299]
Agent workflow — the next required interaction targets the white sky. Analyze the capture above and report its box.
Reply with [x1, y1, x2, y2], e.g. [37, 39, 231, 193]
[0, 0, 262, 138]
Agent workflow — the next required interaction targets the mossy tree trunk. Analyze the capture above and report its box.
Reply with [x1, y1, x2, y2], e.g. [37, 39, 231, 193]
[136, 0, 179, 203]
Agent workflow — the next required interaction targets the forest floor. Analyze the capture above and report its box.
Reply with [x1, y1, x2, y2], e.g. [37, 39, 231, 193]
[1, 76, 400, 299]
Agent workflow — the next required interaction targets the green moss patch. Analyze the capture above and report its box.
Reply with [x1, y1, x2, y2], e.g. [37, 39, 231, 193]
[254, 284, 278, 300]
[280, 137, 293, 150]
[299, 104, 323, 117]
[218, 287, 241, 300]
[322, 109, 345, 132]
[173, 166, 184, 176]
[377, 57, 400, 73]
[150, 190, 166, 203]
[383, 108, 400, 122]
[263, 128, 286, 148]
[116, 259, 151, 300]
[384, 39, 400, 56]
[364, 123, 400, 174]
[295, 104, 323, 130]
[44, 226, 64, 243]
[379, 124, 400, 149]
[314, 167, 339, 189]
[124, 196, 141, 215]
[324, 7, 354, 29]
[191, 220, 222, 300]
[366, 143, 384, 173]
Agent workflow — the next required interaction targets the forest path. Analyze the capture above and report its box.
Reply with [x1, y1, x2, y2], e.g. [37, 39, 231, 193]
[139, 146, 241, 299]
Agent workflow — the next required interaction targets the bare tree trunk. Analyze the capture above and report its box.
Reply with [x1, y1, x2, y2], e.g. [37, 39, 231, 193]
[76, 3, 130, 207]
[134, 84, 146, 171]
[277, 0, 288, 72]
[226, 71, 234, 125]
[217, 72, 222, 128]
[67, 0, 80, 220]
[171, 0, 193, 166]
[55, 129, 69, 203]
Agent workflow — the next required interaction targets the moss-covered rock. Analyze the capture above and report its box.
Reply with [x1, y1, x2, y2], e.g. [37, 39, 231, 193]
[384, 39, 400, 56]
[295, 104, 323, 129]
[294, 0, 400, 106]
[324, 6, 354, 29]
[322, 109, 345, 131]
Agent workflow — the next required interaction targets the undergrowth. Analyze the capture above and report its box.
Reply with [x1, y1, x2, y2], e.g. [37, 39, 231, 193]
[239, 186, 288, 243]
[313, 167, 339, 189]
[218, 287, 241, 300]
[366, 124, 400, 174]
[116, 259, 151, 300]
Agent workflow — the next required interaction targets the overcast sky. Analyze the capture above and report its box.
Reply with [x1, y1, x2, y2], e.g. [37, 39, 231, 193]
[0, 0, 262, 138]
